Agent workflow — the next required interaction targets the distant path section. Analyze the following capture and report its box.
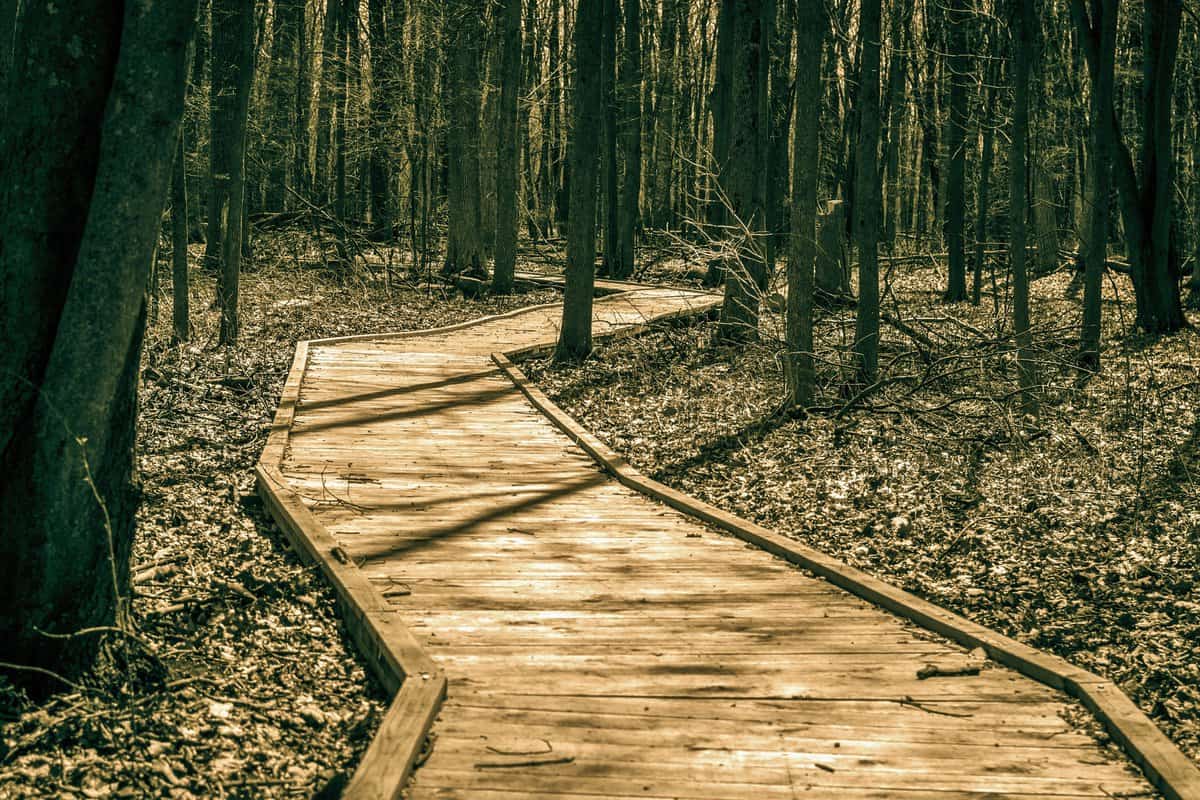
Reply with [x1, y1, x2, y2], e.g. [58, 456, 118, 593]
[257, 285, 1196, 800]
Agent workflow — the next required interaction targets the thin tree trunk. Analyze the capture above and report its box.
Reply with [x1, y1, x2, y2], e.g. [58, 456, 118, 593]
[785, 0, 825, 409]
[173, 128, 191, 344]
[214, 0, 256, 345]
[715, 0, 768, 342]
[443, 0, 486, 278]
[1011, 0, 1036, 406]
[600, 0, 619, 276]
[1071, 0, 1115, 367]
[943, 0, 968, 301]
[614, 0, 641, 279]
[367, 0, 395, 233]
[972, 74, 996, 306]
[493, 0, 522, 293]
[853, 0, 884, 383]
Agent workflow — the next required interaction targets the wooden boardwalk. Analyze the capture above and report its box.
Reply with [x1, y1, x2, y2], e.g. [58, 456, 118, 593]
[257, 287, 1196, 799]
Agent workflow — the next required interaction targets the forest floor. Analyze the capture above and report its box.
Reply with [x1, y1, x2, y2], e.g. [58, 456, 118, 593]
[528, 250, 1200, 763]
[0, 229, 557, 800]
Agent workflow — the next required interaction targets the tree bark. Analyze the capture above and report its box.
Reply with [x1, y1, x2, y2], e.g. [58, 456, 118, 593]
[943, 0, 969, 302]
[173, 128, 191, 344]
[213, 0, 256, 345]
[367, 0, 397, 233]
[972, 68, 997, 306]
[785, 0, 825, 409]
[600, 0, 619, 276]
[1011, 0, 1037, 406]
[1074, 0, 1115, 368]
[649, 0, 681, 229]
[556, 0, 605, 361]
[715, 0, 768, 343]
[0, 0, 196, 688]
[493, 0, 522, 293]
[853, 0, 884, 383]
[613, 0, 642, 279]
[443, 0, 486, 278]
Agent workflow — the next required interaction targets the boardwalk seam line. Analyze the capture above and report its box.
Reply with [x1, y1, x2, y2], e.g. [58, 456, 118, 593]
[493, 350, 1200, 800]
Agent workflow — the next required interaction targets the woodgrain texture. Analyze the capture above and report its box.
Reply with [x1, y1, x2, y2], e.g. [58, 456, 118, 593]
[258, 285, 1197, 800]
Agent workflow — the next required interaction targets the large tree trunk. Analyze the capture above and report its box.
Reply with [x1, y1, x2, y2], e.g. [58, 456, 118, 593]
[613, 0, 641, 279]
[0, 0, 196, 689]
[212, 0, 256, 345]
[556, 0, 605, 361]
[942, 0, 969, 302]
[443, 0, 486, 278]
[715, 0, 768, 343]
[493, 0, 522, 294]
[1074, 0, 1185, 336]
[1129, 0, 1184, 334]
[853, 0, 883, 383]
[784, 0, 825, 409]
[1012, 0, 1036, 406]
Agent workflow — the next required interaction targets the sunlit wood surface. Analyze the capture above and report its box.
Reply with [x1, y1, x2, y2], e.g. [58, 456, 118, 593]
[276, 288, 1152, 799]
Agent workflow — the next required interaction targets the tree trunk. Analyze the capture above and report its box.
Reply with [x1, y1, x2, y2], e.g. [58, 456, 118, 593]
[367, 0, 397, 234]
[715, 0, 768, 343]
[0, 0, 196, 689]
[1074, 0, 1115, 368]
[1011, 0, 1036, 406]
[613, 0, 642, 279]
[479, 10, 502, 256]
[0, 0, 18, 114]
[600, 0, 619, 276]
[853, 0, 883, 383]
[173, 128, 191, 344]
[785, 0, 825, 409]
[315, 0, 341, 204]
[265, 0, 303, 211]
[443, 0, 486, 278]
[213, 0, 256, 345]
[649, 0, 680, 229]
[764, 2, 793, 274]
[881, 0, 908, 250]
[1032, 167, 1060, 274]
[972, 70, 997, 307]
[943, 0, 968, 302]
[493, 0, 522, 294]
[293, 0, 313, 198]
[556, 0, 605, 361]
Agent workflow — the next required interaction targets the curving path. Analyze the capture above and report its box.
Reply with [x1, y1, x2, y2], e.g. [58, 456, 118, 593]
[256, 286, 1196, 799]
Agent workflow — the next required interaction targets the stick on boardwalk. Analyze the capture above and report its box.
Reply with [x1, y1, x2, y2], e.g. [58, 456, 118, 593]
[260, 287, 1177, 799]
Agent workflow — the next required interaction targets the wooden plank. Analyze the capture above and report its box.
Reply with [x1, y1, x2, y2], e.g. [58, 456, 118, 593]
[496, 352, 1195, 800]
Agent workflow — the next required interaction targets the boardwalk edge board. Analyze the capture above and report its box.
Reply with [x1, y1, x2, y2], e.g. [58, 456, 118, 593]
[493, 349, 1200, 800]
[258, 341, 446, 800]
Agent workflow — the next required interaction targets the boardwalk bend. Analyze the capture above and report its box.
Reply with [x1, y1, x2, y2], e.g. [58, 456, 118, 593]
[256, 281, 1200, 800]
